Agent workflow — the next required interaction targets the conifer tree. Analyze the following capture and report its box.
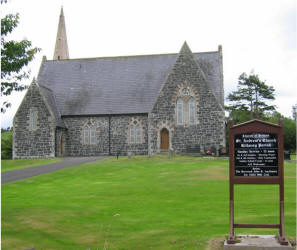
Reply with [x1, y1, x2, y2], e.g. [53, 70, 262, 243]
[226, 72, 276, 119]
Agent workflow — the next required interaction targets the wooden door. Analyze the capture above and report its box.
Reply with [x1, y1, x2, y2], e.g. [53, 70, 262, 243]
[60, 135, 63, 156]
[160, 128, 169, 150]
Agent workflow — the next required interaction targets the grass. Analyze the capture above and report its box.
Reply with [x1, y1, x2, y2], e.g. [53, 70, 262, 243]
[1, 158, 63, 172]
[2, 155, 296, 249]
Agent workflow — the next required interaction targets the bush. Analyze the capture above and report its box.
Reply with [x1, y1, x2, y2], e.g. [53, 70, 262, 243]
[225, 114, 296, 152]
[1, 131, 12, 159]
[283, 118, 296, 152]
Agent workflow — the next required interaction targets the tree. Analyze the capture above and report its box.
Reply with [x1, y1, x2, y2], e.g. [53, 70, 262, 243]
[283, 118, 296, 152]
[1, 129, 12, 159]
[292, 103, 297, 123]
[226, 72, 276, 120]
[266, 116, 296, 152]
[1, 12, 40, 113]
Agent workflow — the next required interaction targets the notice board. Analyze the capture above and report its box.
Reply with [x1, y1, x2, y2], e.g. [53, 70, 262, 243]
[227, 119, 289, 245]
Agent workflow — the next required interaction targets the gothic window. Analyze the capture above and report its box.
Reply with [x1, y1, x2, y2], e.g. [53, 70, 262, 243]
[90, 127, 96, 144]
[189, 98, 195, 124]
[177, 98, 183, 125]
[130, 125, 135, 144]
[182, 87, 190, 95]
[29, 110, 38, 130]
[83, 126, 90, 145]
[175, 85, 197, 125]
[83, 125, 96, 145]
[129, 120, 142, 144]
[135, 124, 141, 143]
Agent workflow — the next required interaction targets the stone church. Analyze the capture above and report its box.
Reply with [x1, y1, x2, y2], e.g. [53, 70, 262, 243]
[13, 8, 225, 159]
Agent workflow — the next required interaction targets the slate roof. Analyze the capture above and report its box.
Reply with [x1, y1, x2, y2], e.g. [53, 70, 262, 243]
[37, 51, 223, 116]
[39, 85, 66, 128]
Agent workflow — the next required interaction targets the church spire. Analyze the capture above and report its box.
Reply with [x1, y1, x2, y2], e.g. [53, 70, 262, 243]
[53, 6, 69, 60]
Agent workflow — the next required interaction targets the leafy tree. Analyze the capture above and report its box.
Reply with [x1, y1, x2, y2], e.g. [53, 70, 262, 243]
[266, 116, 296, 152]
[283, 118, 296, 152]
[1, 12, 40, 113]
[226, 72, 276, 120]
[227, 109, 250, 125]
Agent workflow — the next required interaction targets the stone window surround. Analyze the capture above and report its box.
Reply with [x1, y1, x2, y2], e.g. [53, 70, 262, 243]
[172, 81, 199, 126]
[156, 120, 174, 152]
[126, 117, 145, 144]
[81, 118, 98, 145]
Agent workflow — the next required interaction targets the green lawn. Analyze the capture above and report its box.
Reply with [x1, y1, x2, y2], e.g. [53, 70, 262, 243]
[2, 155, 296, 250]
[1, 158, 62, 172]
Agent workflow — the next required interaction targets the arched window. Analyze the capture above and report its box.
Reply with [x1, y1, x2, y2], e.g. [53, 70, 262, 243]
[135, 124, 141, 143]
[83, 125, 96, 145]
[177, 98, 183, 125]
[90, 127, 96, 144]
[129, 121, 142, 144]
[130, 124, 135, 144]
[189, 98, 195, 124]
[175, 84, 198, 125]
[29, 110, 38, 130]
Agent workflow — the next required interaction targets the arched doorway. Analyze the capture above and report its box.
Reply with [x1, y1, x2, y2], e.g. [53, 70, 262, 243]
[160, 128, 169, 150]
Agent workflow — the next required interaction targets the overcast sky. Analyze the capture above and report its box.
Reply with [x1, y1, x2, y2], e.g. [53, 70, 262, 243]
[1, 0, 296, 128]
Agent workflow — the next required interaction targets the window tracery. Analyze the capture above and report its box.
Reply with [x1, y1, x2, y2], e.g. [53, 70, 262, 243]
[174, 83, 198, 125]
[127, 118, 143, 144]
[82, 122, 96, 145]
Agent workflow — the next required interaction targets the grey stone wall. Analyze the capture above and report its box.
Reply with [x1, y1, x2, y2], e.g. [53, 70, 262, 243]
[110, 115, 148, 156]
[13, 43, 224, 158]
[13, 83, 55, 159]
[62, 116, 109, 156]
[62, 114, 148, 156]
[148, 43, 225, 155]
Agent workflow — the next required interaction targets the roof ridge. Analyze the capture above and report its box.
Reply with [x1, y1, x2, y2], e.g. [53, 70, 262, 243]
[39, 84, 53, 92]
[46, 50, 219, 62]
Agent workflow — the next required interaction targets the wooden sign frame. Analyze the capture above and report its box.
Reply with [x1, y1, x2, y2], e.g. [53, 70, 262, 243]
[227, 119, 289, 245]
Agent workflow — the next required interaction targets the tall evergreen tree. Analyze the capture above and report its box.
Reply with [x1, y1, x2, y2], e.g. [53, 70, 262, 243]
[226, 72, 276, 119]
[1, 12, 40, 113]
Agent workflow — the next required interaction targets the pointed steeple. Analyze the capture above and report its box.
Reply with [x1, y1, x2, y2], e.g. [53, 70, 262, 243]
[53, 7, 69, 60]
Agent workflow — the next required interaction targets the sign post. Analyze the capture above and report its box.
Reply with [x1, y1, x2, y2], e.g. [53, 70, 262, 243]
[227, 119, 289, 245]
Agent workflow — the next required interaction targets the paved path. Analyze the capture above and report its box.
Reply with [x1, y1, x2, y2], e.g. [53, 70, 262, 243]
[2, 156, 108, 184]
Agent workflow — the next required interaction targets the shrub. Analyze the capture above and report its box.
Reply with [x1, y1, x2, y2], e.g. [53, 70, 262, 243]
[1, 131, 12, 159]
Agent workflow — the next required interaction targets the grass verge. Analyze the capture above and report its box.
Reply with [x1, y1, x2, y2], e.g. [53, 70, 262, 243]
[2, 155, 296, 249]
